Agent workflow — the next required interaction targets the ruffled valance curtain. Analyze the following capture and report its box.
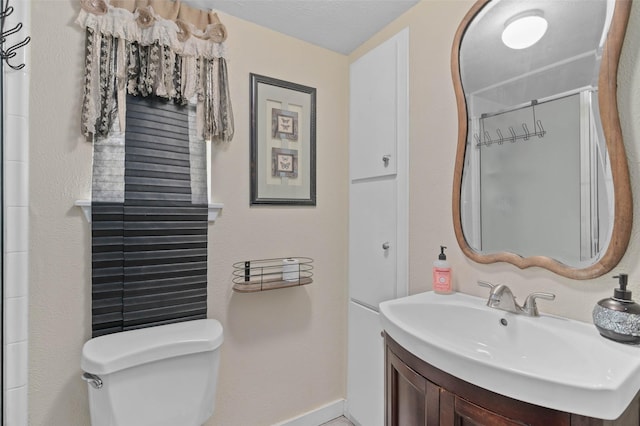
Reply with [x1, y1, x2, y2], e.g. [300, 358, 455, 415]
[76, 0, 234, 142]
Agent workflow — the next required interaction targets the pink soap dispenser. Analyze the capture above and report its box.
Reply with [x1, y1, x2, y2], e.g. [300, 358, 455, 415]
[433, 246, 452, 294]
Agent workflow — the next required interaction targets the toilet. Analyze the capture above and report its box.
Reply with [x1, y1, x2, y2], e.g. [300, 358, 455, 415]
[81, 319, 223, 426]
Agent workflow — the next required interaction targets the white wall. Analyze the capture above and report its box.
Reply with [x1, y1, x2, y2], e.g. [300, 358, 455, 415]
[3, 0, 30, 424]
[351, 0, 640, 323]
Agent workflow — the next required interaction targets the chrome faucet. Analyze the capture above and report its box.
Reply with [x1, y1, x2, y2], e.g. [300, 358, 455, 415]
[478, 281, 555, 316]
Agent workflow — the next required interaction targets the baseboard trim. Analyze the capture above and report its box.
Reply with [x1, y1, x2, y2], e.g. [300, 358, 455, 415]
[273, 399, 346, 426]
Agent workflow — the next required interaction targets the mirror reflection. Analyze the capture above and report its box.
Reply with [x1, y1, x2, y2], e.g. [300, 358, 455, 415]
[458, 0, 620, 269]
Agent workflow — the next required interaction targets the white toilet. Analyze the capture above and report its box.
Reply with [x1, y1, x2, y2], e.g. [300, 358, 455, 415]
[81, 319, 223, 426]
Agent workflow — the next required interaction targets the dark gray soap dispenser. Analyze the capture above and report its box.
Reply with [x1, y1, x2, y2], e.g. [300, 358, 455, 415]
[592, 274, 640, 344]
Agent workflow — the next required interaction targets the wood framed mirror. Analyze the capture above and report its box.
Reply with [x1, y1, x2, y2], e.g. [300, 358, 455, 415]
[451, 0, 633, 279]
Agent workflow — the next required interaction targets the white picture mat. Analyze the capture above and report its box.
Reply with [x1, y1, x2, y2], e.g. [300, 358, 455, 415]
[257, 83, 311, 200]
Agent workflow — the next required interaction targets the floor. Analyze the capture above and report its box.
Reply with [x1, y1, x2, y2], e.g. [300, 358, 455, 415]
[321, 416, 355, 426]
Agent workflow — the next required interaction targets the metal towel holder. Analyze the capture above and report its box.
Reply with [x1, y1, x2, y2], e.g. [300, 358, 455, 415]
[1, 0, 31, 71]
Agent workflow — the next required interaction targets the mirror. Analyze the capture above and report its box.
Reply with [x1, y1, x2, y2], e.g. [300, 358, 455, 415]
[452, 0, 632, 279]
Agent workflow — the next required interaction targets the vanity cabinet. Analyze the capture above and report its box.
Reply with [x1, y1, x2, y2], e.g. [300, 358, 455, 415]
[387, 348, 439, 425]
[385, 334, 640, 426]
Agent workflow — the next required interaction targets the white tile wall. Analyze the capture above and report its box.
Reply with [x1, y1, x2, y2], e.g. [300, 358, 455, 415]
[3, 0, 31, 424]
[4, 252, 27, 299]
[5, 386, 27, 425]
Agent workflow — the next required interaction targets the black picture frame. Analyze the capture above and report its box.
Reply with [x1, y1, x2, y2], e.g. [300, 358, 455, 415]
[250, 73, 316, 206]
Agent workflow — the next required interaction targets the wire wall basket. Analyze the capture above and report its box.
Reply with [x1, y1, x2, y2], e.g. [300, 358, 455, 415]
[232, 257, 313, 293]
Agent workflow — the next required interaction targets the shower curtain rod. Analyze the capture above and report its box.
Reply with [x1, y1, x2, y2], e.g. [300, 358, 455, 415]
[470, 86, 598, 148]
[477, 85, 595, 120]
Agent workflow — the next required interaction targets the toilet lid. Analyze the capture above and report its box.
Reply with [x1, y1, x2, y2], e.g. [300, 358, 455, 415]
[81, 319, 223, 375]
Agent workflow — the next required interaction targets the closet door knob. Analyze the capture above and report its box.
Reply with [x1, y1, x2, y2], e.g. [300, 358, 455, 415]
[382, 155, 391, 166]
[382, 242, 390, 250]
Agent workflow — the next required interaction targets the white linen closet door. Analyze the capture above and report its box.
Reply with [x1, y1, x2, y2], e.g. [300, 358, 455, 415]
[350, 35, 398, 181]
[347, 28, 409, 426]
[349, 177, 397, 308]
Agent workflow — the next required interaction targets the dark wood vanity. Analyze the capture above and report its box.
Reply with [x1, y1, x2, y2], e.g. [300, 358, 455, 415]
[385, 334, 640, 426]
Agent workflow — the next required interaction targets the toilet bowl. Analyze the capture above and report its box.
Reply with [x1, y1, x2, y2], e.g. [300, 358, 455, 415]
[81, 319, 223, 426]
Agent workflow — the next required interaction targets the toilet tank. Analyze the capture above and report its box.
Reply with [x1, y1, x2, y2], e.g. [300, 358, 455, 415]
[81, 319, 223, 426]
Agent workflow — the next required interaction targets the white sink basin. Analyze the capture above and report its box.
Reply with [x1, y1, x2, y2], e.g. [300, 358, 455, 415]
[379, 291, 640, 420]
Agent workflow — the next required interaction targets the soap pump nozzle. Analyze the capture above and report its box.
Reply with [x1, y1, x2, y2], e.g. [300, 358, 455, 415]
[613, 274, 633, 301]
[438, 245, 447, 260]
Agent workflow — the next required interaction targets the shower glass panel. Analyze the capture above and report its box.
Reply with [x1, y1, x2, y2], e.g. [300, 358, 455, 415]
[479, 95, 580, 264]
[463, 92, 608, 267]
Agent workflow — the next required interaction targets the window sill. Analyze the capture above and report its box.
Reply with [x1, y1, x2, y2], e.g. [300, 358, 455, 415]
[75, 200, 224, 223]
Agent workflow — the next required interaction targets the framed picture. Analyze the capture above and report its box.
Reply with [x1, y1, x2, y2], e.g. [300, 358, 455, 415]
[272, 148, 298, 178]
[272, 109, 298, 140]
[250, 73, 316, 206]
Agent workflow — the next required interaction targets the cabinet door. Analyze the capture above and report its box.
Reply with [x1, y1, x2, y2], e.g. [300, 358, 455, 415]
[349, 177, 397, 307]
[347, 302, 384, 426]
[350, 30, 407, 180]
[386, 349, 439, 426]
[440, 389, 527, 426]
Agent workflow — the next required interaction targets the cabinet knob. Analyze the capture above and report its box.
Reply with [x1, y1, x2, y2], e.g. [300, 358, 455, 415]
[382, 155, 391, 167]
[382, 242, 390, 250]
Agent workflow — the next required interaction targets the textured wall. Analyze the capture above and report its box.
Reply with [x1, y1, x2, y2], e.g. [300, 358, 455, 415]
[352, 0, 640, 323]
[29, 2, 348, 425]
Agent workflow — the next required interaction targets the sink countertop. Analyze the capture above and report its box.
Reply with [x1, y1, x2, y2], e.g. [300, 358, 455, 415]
[379, 291, 640, 420]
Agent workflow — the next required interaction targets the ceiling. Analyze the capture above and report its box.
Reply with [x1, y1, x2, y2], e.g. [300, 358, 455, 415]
[461, 0, 609, 107]
[183, 0, 420, 55]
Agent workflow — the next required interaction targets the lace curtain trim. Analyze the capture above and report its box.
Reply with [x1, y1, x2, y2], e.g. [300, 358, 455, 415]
[77, 0, 234, 143]
[76, 6, 227, 59]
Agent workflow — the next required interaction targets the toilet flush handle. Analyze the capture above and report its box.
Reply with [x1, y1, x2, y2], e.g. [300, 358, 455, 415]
[82, 372, 103, 389]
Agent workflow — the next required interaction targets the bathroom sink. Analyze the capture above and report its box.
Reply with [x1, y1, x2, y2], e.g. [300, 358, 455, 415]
[379, 291, 640, 420]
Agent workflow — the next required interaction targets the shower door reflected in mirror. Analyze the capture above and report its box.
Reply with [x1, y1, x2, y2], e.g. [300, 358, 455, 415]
[463, 93, 606, 267]
[452, 0, 632, 279]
